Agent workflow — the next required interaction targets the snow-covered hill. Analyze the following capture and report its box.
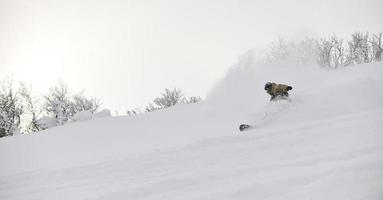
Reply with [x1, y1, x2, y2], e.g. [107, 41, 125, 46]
[1, 60, 383, 200]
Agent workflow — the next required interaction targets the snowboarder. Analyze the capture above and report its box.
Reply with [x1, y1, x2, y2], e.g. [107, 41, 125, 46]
[239, 82, 294, 132]
[264, 82, 293, 101]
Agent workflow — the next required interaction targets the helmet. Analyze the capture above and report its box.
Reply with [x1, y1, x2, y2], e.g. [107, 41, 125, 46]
[264, 82, 272, 90]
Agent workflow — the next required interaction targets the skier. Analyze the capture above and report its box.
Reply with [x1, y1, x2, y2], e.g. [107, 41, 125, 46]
[264, 82, 293, 101]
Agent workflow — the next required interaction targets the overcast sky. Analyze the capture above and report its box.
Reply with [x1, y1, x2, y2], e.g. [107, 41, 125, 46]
[0, 0, 382, 113]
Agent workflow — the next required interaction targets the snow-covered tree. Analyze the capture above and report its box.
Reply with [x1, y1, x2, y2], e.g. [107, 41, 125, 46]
[42, 81, 101, 129]
[145, 103, 161, 112]
[19, 83, 42, 132]
[153, 88, 185, 109]
[186, 96, 202, 104]
[145, 88, 202, 112]
[69, 92, 101, 115]
[127, 108, 142, 115]
[0, 79, 23, 137]
[44, 81, 71, 125]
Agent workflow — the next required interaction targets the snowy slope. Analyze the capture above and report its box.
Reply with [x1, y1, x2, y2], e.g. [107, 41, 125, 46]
[1, 61, 383, 200]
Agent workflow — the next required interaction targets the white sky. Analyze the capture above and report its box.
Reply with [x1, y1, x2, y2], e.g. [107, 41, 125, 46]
[0, 0, 382, 113]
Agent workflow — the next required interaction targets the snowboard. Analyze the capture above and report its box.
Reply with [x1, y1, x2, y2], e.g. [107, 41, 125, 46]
[239, 124, 252, 131]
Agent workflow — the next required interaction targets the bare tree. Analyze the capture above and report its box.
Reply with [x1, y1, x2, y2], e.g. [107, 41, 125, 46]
[252, 32, 380, 68]
[347, 32, 366, 65]
[316, 35, 348, 68]
[330, 35, 347, 68]
[371, 33, 383, 61]
[316, 37, 333, 68]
